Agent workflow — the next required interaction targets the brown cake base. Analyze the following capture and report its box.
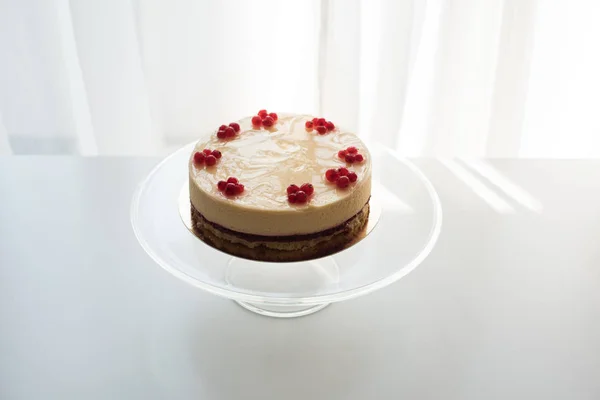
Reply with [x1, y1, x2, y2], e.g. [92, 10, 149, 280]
[190, 202, 370, 262]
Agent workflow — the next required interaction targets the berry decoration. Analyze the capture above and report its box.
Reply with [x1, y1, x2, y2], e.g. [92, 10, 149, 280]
[193, 152, 205, 164]
[251, 116, 262, 126]
[216, 120, 243, 139]
[287, 184, 300, 195]
[300, 183, 314, 196]
[338, 146, 366, 163]
[253, 110, 278, 129]
[205, 155, 217, 166]
[306, 116, 337, 134]
[324, 167, 359, 189]
[229, 122, 240, 132]
[287, 183, 314, 204]
[336, 176, 350, 188]
[325, 168, 339, 182]
[296, 190, 308, 203]
[194, 149, 222, 168]
[217, 176, 244, 197]
[262, 116, 274, 127]
[225, 183, 237, 196]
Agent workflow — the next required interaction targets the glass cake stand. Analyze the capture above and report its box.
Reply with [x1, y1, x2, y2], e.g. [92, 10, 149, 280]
[131, 142, 442, 318]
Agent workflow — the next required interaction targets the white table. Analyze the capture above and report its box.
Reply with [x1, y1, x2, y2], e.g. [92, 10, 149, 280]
[1, 158, 599, 400]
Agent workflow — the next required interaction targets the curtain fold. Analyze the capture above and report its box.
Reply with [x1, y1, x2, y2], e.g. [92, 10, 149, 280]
[0, 0, 598, 157]
[0, 113, 11, 155]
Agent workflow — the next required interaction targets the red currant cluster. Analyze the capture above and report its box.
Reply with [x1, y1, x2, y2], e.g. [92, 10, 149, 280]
[325, 167, 358, 189]
[217, 122, 241, 139]
[337, 146, 365, 163]
[287, 183, 314, 204]
[194, 148, 222, 166]
[217, 177, 245, 196]
[251, 109, 278, 128]
[305, 117, 335, 135]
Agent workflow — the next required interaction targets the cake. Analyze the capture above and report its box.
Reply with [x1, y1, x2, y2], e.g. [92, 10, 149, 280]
[188, 111, 372, 262]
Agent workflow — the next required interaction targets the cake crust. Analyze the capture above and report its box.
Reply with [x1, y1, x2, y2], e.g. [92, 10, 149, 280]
[191, 201, 370, 262]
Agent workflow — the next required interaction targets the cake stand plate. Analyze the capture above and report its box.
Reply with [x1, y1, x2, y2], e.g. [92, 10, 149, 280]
[131, 142, 442, 318]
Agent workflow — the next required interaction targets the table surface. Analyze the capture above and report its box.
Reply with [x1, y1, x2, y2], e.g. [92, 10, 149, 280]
[1, 157, 599, 400]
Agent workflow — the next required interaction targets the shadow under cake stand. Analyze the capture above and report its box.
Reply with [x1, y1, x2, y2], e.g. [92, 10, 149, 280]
[131, 143, 442, 318]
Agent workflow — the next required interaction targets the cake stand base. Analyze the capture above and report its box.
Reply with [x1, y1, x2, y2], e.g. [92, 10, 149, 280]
[235, 301, 330, 318]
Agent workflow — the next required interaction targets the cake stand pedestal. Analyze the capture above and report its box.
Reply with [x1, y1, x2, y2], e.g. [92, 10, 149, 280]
[225, 256, 340, 317]
[235, 302, 330, 318]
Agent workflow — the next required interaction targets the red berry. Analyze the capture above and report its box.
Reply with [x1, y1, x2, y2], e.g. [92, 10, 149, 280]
[288, 193, 297, 203]
[219, 124, 227, 130]
[355, 154, 364, 162]
[347, 146, 358, 154]
[296, 190, 308, 203]
[203, 149, 212, 155]
[193, 152, 205, 164]
[316, 118, 326, 126]
[217, 180, 227, 191]
[251, 116, 262, 126]
[205, 155, 217, 166]
[338, 167, 349, 176]
[305, 121, 314, 129]
[227, 177, 238, 184]
[345, 154, 355, 163]
[217, 130, 227, 139]
[212, 150, 222, 159]
[312, 117, 318, 123]
[326, 121, 335, 131]
[229, 122, 240, 132]
[348, 172, 358, 182]
[287, 184, 299, 194]
[336, 176, 350, 188]
[225, 183, 237, 196]
[316, 126, 327, 134]
[225, 127, 235, 137]
[269, 112, 278, 121]
[338, 150, 347, 159]
[300, 183, 314, 196]
[262, 116, 274, 127]
[325, 168, 339, 182]
[235, 184, 244, 194]
[258, 109, 268, 118]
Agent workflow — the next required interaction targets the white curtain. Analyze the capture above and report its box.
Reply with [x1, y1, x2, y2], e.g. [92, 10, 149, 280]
[1, 0, 599, 157]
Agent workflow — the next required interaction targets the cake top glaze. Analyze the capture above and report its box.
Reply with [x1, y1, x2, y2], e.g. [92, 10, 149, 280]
[188, 113, 372, 236]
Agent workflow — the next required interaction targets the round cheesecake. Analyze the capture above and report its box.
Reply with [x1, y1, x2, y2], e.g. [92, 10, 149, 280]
[189, 113, 372, 261]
